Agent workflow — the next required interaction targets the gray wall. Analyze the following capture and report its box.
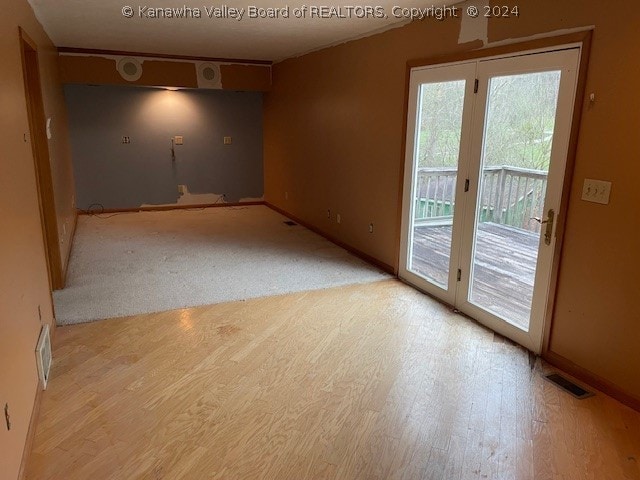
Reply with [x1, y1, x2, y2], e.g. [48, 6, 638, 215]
[64, 84, 263, 209]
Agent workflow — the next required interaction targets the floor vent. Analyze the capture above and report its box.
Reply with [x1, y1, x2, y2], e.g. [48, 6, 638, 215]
[36, 325, 52, 389]
[283, 221, 297, 226]
[544, 373, 593, 399]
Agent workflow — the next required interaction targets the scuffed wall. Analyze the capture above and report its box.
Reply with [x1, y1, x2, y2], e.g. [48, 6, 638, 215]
[64, 85, 263, 209]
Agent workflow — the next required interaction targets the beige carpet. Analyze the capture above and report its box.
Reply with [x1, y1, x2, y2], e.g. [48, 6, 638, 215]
[54, 205, 389, 325]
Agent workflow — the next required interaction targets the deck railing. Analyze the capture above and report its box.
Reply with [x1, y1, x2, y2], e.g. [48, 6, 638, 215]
[414, 165, 548, 232]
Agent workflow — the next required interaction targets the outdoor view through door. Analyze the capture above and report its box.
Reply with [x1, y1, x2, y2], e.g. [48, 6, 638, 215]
[469, 71, 561, 329]
[400, 47, 581, 352]
[410, 79, 466, 288]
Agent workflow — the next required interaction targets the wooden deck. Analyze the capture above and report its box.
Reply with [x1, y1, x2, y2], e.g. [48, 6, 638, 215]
[411, 222, 539, 329]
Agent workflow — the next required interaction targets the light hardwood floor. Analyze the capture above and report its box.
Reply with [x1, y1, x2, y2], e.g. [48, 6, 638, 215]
[27, 280, 640, 479]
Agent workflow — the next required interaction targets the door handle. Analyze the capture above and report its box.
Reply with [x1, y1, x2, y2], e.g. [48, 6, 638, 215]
[531, 209, 555, 245]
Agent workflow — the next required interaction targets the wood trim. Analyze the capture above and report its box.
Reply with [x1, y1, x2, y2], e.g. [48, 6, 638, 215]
[544, 350, 640, 412]
[18, 381, 43, 480]
[393, 61, 413, 275]
[265, 202, 396, 275]
[19, 27, 64, 291]
[407, 31, 592, 69]
[77, 201, 266, 215]
[542, 31, 593, 354]
[58, 47, 272, 66]
[61, 210, 79, 286]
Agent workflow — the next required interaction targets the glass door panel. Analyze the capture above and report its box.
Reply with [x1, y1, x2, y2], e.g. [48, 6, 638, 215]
[468, 71, 562, 331]
[408, 80, 466, 289]
[400, 61, 476, 303]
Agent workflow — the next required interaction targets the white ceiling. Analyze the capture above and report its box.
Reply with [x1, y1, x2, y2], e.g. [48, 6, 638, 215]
[28, 0, 456, 62]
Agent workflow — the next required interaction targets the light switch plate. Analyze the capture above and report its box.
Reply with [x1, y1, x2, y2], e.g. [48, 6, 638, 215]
[581, 178, 612, 205]
[174, 136, 183, 145]
[223, 136, 232, 145]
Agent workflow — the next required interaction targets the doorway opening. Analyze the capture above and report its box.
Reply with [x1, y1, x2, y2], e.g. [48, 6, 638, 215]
[19, 28, 63, 291]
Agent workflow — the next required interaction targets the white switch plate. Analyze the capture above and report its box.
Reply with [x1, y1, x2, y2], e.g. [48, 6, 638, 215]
[174, 136, 183, 145]
[581, 178, 612, 205]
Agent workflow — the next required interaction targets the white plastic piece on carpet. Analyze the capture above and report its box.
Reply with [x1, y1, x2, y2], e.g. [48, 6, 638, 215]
[54, 205, 390, 325]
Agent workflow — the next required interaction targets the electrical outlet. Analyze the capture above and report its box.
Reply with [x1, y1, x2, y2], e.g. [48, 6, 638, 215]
[369, 223, 374, 233]
[4, 403, 11, 431]
[122, 136, 131, 144]
[337, 214, 341, 224]
[581, 178, 612, 205]
[174, 136, 183, 145]
[223, 136, 232, 145]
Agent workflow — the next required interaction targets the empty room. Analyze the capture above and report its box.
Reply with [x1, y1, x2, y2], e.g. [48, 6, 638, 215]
[1, 0, 639, 479]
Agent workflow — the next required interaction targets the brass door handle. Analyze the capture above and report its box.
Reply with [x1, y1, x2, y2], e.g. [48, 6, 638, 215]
[536, 208, 556, 245]
[532, 209, 555, 245]
[531, 216, 548, 224]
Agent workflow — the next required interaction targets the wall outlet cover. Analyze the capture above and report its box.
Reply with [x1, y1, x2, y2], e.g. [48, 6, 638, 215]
[175, 136, 184, 145]
[223, 136, 232, 145]
[582, 178, 612, 205]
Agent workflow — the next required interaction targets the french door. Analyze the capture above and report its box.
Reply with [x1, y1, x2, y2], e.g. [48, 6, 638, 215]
[399, 47, 581, 352]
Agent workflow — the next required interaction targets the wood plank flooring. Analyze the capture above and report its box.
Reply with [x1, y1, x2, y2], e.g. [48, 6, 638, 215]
[412, 223, 539, 328]
[27, 280, 640, 479]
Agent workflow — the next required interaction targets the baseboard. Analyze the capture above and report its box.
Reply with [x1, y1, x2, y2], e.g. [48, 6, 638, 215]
[265, 202, 396, 275]
[77, 201, 266, 215]
[18, 382, 43, 480]
[544, 350, 640, 412]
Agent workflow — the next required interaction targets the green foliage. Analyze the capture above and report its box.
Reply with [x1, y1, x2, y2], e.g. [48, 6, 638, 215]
[416, 71, 561, 171]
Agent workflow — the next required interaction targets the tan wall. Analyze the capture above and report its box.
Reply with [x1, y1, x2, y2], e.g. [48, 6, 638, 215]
[264, 0, 640, 403]
[0, 0, 75, 477]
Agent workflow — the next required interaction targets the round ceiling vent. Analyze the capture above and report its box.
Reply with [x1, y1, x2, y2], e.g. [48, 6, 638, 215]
[197, 62, 221, 89]
[117, 57, 143, 82]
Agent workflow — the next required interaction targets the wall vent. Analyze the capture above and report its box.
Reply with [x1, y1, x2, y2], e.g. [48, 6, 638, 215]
[544, 373, 593, 399]
[197, 62, 222, 89]
[36, 325, 52, 389]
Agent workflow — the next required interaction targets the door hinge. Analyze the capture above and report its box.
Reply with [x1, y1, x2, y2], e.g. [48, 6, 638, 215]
[474, 78, 479, 94]
[464, 179, 470, 192]
[457, 269, 462, 281]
